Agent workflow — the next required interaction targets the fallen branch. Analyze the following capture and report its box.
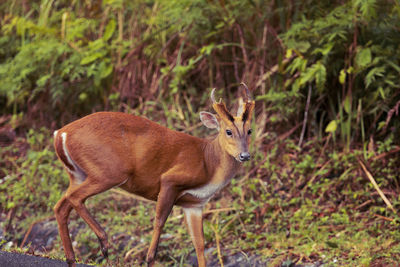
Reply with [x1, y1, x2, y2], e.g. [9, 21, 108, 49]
[371, 146, 400, 161]
[358, 159, 396, 214]
[373, 213, 394, 222]
[210, 221, 224, 267]
[298, 85, 312, 148]
[124, 242, 147, 262]
[204, 207, 237, 215]
[20, 215, 55, 248]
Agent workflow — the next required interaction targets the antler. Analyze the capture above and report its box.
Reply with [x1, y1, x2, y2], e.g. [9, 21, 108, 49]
[210, 88, 217, 103]
[240, 82, 252, 102]
[211, 88, 222, 104]
[210, 88, 234, 122]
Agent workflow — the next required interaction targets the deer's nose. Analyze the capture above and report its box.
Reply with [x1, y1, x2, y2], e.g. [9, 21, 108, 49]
[239, 152, 250, 162]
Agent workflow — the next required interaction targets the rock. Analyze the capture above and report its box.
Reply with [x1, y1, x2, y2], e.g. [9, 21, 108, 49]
[21, 220, 59, 252]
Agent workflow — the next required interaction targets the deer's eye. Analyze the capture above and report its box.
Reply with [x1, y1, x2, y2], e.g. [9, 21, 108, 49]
[247, 129, 252, 135]
[226, 129, 233, 136]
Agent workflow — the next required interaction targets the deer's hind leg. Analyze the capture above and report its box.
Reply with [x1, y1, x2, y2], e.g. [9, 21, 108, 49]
[64, 177, 124, 259]
[54, 194, 75, 266]
[54, 131, 128, 261]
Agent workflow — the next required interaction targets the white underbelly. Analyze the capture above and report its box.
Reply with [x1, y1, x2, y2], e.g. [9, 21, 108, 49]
[180, 181, 230, 202]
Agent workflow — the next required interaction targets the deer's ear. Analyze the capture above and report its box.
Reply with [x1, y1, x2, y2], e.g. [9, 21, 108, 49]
[200, 111, 219, 129]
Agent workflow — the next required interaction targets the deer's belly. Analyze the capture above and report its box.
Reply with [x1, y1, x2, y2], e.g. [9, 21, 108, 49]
[177, 181, 230, 207]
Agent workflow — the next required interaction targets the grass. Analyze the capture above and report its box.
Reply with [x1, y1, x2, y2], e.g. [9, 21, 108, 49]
[1, 126, 400, 266]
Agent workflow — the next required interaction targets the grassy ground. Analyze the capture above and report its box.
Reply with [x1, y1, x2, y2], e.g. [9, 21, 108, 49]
[1, 126, 400, 266]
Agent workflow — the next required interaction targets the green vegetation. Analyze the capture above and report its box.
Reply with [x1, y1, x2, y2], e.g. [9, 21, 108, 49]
[1, 0, 399, 266]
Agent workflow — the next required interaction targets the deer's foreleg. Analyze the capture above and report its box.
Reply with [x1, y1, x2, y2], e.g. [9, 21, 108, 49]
[146, 185, 177, 266]
[183, 207, 206, 267]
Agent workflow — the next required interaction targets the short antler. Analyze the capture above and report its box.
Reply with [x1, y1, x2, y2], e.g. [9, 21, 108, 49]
[240, 82, 252, 102]
[210, 88, 219, 104]
[211, 88, 235, 122]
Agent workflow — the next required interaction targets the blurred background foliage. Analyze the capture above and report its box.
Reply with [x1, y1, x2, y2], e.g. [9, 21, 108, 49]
[0, 0, 398, 145]
[1, 0, 400, 266]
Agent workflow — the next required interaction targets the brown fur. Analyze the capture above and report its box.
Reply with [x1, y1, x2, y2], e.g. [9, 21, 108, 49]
[53, 98, 255, 267]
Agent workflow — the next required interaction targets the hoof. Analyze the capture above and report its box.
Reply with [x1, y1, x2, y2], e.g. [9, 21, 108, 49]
[146, 256, 155, 267]
[98, 236, 109, 258]
[66, 259, 76, 267]
[101, 246, 109, 258]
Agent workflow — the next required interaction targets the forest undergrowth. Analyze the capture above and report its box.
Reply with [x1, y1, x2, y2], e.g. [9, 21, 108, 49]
[1, 117, 400, 266]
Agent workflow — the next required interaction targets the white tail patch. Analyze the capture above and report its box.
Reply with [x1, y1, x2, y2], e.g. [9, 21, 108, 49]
[60, 132, 86, 184]
[53, 130, 59, 138]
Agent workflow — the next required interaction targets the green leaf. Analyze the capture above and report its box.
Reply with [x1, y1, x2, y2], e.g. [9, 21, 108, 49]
[385, 60, 400, 74]
[285, 49, 293, 58]
[377, 121, 386, 130]
[79, 92, 88, 102]
[101, 64, 113, 79]
[103, 19, 116, 41]
[378, 87, 385, 99]
[325, 120, 338, 133]
[326, 240, 339, 248]
[365, 66, 385, 87]
[355, 47, 371, 69]
[315, 62, 326, 91]
[200, 43, 215, 55]
[7, 201, 15, 209]
[296, 41, 311, 53]
[343, 95, 351, 114]
[299, 61, 326, 90]
[36, 74, 51, 87]
[339, 69, 346, 85]
[80, 52, 104, 65]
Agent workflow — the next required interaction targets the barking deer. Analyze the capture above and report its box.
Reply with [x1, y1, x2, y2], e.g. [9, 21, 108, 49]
[53, 84, 255, 266]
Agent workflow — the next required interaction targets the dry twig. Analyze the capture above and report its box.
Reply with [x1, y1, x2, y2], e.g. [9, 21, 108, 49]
[110, 188, 153, 203]
[210, 219, 224, 267]
[298, 85, 312, 148]
[20, 215, 55, 248]
[358, 159, 396, 214]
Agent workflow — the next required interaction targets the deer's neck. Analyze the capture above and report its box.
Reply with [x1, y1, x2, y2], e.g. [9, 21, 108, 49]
[204, 136, 240, 184]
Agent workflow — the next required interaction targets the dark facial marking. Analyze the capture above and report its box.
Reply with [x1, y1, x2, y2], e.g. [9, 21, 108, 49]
[224, 110, 235, 122]
[242, 103, 253, 122]
[214, 103, 235, 122]
[242, 109, 249, 122]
